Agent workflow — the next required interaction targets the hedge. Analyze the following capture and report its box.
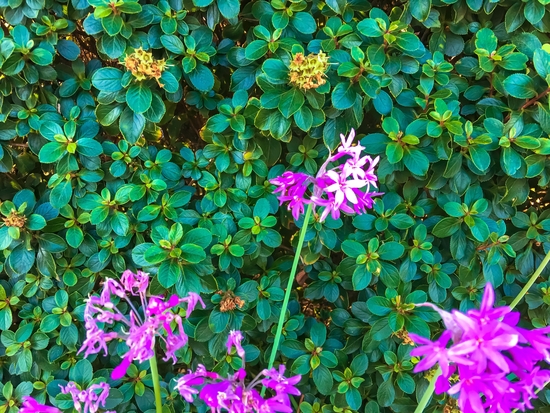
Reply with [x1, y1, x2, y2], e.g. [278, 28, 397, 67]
[1, 0, 550, 411]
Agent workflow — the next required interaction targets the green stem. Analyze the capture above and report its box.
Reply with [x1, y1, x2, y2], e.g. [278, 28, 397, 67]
[414, 248, 550, 413]
[413, 368, 440, 413]
[150, 351, 163, 413]
[509, 249, 550, 310]
[261, 203, 313, 397]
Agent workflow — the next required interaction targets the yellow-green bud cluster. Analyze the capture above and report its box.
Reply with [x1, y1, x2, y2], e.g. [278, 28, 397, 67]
[124, 47, 167, 84]
[288, 52, 329, 90]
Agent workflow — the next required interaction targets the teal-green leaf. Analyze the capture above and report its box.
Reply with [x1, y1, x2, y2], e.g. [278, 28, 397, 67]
[357, 18, 384, 37]
[332, 82, 356, 110]
[29, 48, 53, 66]
[159, 71, 179, 93]
[39, 142, 66, 163]
[160, 35, 185, 55]
[120, 108, 145, 144]
[394, 32, 422, 51]
[217, 0, 240, 19]
[312, 365, 333, 395]
[245, 40, 268, 60]
[403, 147, 429, 175]
[291, 12, 316, 34]
[77, 138, 103, 157]
[475, 28, 497, 52]
[278, 88, 305, 118]
[126, 83, 152, 114]
[503, 74, 536, 99]
[91, 68, 124, 92]
[181, 244, 206, 263]
[410, 0, 431, 22]
[188, 64, 214, 92]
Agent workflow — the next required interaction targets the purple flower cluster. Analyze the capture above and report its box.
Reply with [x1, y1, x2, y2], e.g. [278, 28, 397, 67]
[270, 129, 382, 221]
[59, 382, 114, 413]
[79, 270, 205, 379]
[19, 397, 61, 413]
[19, 381, 114, 413]
[175, 330, 301, 412]
[410, 284, 550, 413]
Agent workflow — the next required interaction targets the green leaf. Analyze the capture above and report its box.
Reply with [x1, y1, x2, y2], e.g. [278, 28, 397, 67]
[120, 108, 145, 144]
[403, 147, 429, 175]
[377, 379, 395, 407]
[378, 242, 405, 260]
[503, 74, 536, 99]
[126, 83, 152, 114]
[394, 32, 421, 51]
[312, 365, 333, 395]
[181, 244, 206, 263]
[475, 28, 497, 52]
[291, 12, 316, 34]
[357, 18, 384, 37]
[432, 217, 462, 237]
[39, 142, 66, 163]
[386, 142, 403, 164]
[77, 138, 103, 156]
[188, 64, 214, 92]
[144, 245, 169, 264]
[217, 0, 240, 19]
[245, 40, 268, 60]
[91, 68, 124, 92]
[102, 14, 123, 35]
[410, 0, 431, 21]
[69, 359, 93, 387]
[159, 71, 179, 93]
[278, 88, 305, 118]
[206, 114, 230, 133]
[332, 82, 356, 110]
[29, 48, 53, 65]
[158, 261, 180, 288]
[367, 297, 392, 316]
[160, 35, 185, 54]
[342, 240, 366, 257]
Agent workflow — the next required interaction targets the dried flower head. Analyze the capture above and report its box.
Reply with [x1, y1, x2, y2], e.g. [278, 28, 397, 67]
[219, 291, 245, 312]
[123, 47, 167, 85]
[289, 52, 329, 90]
[3, 209, 27, 227]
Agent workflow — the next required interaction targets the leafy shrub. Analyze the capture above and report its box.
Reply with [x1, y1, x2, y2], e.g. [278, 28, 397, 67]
[1, 0, 550, 411]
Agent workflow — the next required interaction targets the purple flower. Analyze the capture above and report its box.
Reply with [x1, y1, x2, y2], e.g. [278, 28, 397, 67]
[227, 330, 246, 359]
[410, 283, 550, 413]
[78, 271, 205, 380]
[59, 382, 115, 413]
[270, 129, 382, 222]
[175, 331, 301, 412]
[19, 397, 61, 413]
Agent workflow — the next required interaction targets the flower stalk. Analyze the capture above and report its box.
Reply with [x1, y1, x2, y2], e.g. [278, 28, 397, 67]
[150, 351, 163, 413]
[261, 202, 312, 397]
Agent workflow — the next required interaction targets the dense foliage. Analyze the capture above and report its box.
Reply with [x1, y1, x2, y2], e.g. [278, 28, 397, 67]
[2, 0, 550, 411]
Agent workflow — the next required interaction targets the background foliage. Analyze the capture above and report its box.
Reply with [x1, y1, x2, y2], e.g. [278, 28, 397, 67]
[1, 0, 550, 411]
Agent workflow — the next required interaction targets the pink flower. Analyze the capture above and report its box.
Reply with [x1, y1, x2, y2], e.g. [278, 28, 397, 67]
[270, 129, 381, 222]
[227, 330, 246, 359]
[78, 272, 205, 380]
[176, 331, 301, 412]
[411, 283, 550, 413]
[19, 397, 61, 413]
[59, 382, 115, 413]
